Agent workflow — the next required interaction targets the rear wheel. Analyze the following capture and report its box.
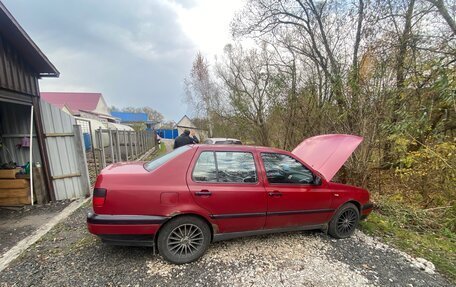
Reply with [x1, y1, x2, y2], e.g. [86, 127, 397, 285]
[157, 216, 211, 264]
[328, 203, 359, 239]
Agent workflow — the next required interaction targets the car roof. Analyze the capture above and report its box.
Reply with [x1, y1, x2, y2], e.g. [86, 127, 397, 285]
[206, 138, 241, 141]
[194, 144, 288, 154]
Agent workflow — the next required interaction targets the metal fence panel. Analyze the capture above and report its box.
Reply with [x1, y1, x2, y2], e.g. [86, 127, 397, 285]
[40, 100, 90, 200]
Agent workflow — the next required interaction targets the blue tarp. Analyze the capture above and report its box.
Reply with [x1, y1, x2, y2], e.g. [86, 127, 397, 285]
[83, 133, 92, 151]
[156, 129, 178, 139]
[111, 112, 148, 122]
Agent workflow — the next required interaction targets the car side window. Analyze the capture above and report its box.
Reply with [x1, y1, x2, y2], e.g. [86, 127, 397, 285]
[261, 153, 314, 184]
[192, 151, 257, 183]
[216, 152, 257, 183]
[192, 152, 218, 182]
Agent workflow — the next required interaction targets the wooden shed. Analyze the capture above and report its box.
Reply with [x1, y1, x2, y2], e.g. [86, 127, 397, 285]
[0, 2, 90, 205]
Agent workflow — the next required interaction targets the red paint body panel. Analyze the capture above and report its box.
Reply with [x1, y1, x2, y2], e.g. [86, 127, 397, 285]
[87, 136, 372, 240]
[292, 134, 363, 181]
[187, 147, 267, 233]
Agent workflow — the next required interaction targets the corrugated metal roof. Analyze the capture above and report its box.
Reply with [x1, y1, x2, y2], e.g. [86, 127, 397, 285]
[0, 2, 59, 77]
[111, 112, 148, 122]
[40, 92, 102, 114]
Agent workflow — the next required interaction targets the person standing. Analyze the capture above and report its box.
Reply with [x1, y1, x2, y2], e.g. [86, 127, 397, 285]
[173, 129, 199, 149]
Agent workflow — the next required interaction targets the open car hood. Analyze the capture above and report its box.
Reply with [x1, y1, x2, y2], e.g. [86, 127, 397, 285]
[292, 134, 363, 181]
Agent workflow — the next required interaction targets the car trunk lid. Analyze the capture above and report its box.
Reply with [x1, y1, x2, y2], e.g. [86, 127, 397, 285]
[100, 161, 148, 175]
[292, 134, 363, 181]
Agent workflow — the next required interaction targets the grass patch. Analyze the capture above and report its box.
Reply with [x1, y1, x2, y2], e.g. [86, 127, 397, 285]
[360, 205, 456, 283]
[157, 142, 167, 156]
[143, 142, 167, 161]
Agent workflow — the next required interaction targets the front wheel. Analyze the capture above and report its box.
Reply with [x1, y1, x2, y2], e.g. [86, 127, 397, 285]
[328, 203, 359, 239]
[157, 216, 211, 264]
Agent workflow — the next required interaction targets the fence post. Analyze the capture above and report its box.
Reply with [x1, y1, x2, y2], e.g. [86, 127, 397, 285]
[123, 131, 129, 160]
[95, 128, 100, 174]
[87, 120, 98, 176]
[139, 131, 143, 154]
[134, 132, 137, 158]
[143, 131, 146, 152]
[128, 131, 133, 160]
[74, 125, 91, 193]
[147, 131, 150, 150]
[98, 127, 106, 168]
[152, 130, 155, 149]
[146, 131, 150, 150]
[141, 131, 145, 153]
[115, 130, 122, 162]
[108, 128, 115, 163]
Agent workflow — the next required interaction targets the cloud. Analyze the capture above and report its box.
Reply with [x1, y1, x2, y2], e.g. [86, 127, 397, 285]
[3, 0, 196, 120]
[2, 0, 245, 120]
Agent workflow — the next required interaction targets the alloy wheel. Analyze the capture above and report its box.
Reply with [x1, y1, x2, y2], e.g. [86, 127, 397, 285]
[167, 224, 204, 257]
[336, 209, 358, 236]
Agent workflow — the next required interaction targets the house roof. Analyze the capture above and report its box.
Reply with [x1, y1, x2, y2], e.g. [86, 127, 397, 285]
[111, 112, 149, 122]
[0, 2, 59, 77]
[40, 92, 102, 114]
[176, 115, 195, 126]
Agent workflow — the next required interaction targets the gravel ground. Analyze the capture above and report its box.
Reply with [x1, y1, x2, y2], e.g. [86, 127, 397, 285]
[0, 204, 452, 287]
[0, 201, 70, 257]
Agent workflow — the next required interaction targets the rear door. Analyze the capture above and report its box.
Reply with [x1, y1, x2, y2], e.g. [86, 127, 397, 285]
[260, 152, 334, 229]
[187, 148, 267, 233]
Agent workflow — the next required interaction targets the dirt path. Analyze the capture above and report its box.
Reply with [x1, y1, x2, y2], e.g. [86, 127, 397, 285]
[0, 201, 70, 257]
[0, 204, 452, 287]
[161, 138, 174, 152]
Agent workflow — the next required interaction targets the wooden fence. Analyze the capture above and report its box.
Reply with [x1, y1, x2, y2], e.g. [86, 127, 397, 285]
[89, 128, 157, 179]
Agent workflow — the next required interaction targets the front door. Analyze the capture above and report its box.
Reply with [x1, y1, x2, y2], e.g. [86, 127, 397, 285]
[187, 149, 267, 233]
[260, 152, 333, 229]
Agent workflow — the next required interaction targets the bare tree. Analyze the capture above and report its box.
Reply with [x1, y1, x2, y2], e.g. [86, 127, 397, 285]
[185, 52, 219, 137]
[427, 0, 456, 34]
[216, 44, 284, 146]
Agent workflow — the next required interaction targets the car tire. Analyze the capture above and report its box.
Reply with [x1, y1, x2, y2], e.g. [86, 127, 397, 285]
[157, 216, 211, 264]
[328, 203, 359, 239]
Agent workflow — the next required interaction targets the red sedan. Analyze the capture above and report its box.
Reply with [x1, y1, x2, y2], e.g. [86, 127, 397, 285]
[87, 134, 372, 264]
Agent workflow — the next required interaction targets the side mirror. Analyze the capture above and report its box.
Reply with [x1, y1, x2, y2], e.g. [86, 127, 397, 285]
[313, 176, 322, 185]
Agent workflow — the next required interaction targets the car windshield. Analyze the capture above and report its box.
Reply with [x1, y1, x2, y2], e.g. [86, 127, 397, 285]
[144, 145, 191, 172]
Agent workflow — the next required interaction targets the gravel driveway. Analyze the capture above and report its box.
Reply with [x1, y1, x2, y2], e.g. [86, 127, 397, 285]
[0, 204, 452, 287]
[0, 201, 70, 257]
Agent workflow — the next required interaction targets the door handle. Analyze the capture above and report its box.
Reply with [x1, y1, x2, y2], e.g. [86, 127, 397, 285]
[195, 190, 212, 196]
[268, 191, 282, 197]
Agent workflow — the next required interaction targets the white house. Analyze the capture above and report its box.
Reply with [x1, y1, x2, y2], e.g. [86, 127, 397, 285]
[175, 115, 208, 140]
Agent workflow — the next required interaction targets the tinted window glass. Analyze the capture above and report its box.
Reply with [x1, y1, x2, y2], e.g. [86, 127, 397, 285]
[261, 153, 314, 184]
[216, 152, 257, 183]
[193, 152, 218, 182]
[144, 145, 191, 172]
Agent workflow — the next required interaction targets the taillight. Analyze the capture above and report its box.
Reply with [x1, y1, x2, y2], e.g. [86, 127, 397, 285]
[93, 188, 107, 207]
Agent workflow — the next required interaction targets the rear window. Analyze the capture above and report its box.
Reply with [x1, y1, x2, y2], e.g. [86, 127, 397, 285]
[214, 140, 242, 145]
[144, 145, 191, 172]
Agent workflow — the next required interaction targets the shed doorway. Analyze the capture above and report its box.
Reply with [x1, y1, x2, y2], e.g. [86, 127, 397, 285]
[0, 99, 48, 206]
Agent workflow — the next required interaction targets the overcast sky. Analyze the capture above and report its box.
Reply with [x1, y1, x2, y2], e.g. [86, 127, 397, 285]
[3, 0, 245, 121]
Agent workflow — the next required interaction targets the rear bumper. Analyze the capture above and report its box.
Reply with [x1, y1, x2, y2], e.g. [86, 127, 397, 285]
[87, 212, 168, 236]
[360, 202, 374, 220]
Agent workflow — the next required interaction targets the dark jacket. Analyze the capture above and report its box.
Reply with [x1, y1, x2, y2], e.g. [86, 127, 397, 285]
[173, 133, 199, 149]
